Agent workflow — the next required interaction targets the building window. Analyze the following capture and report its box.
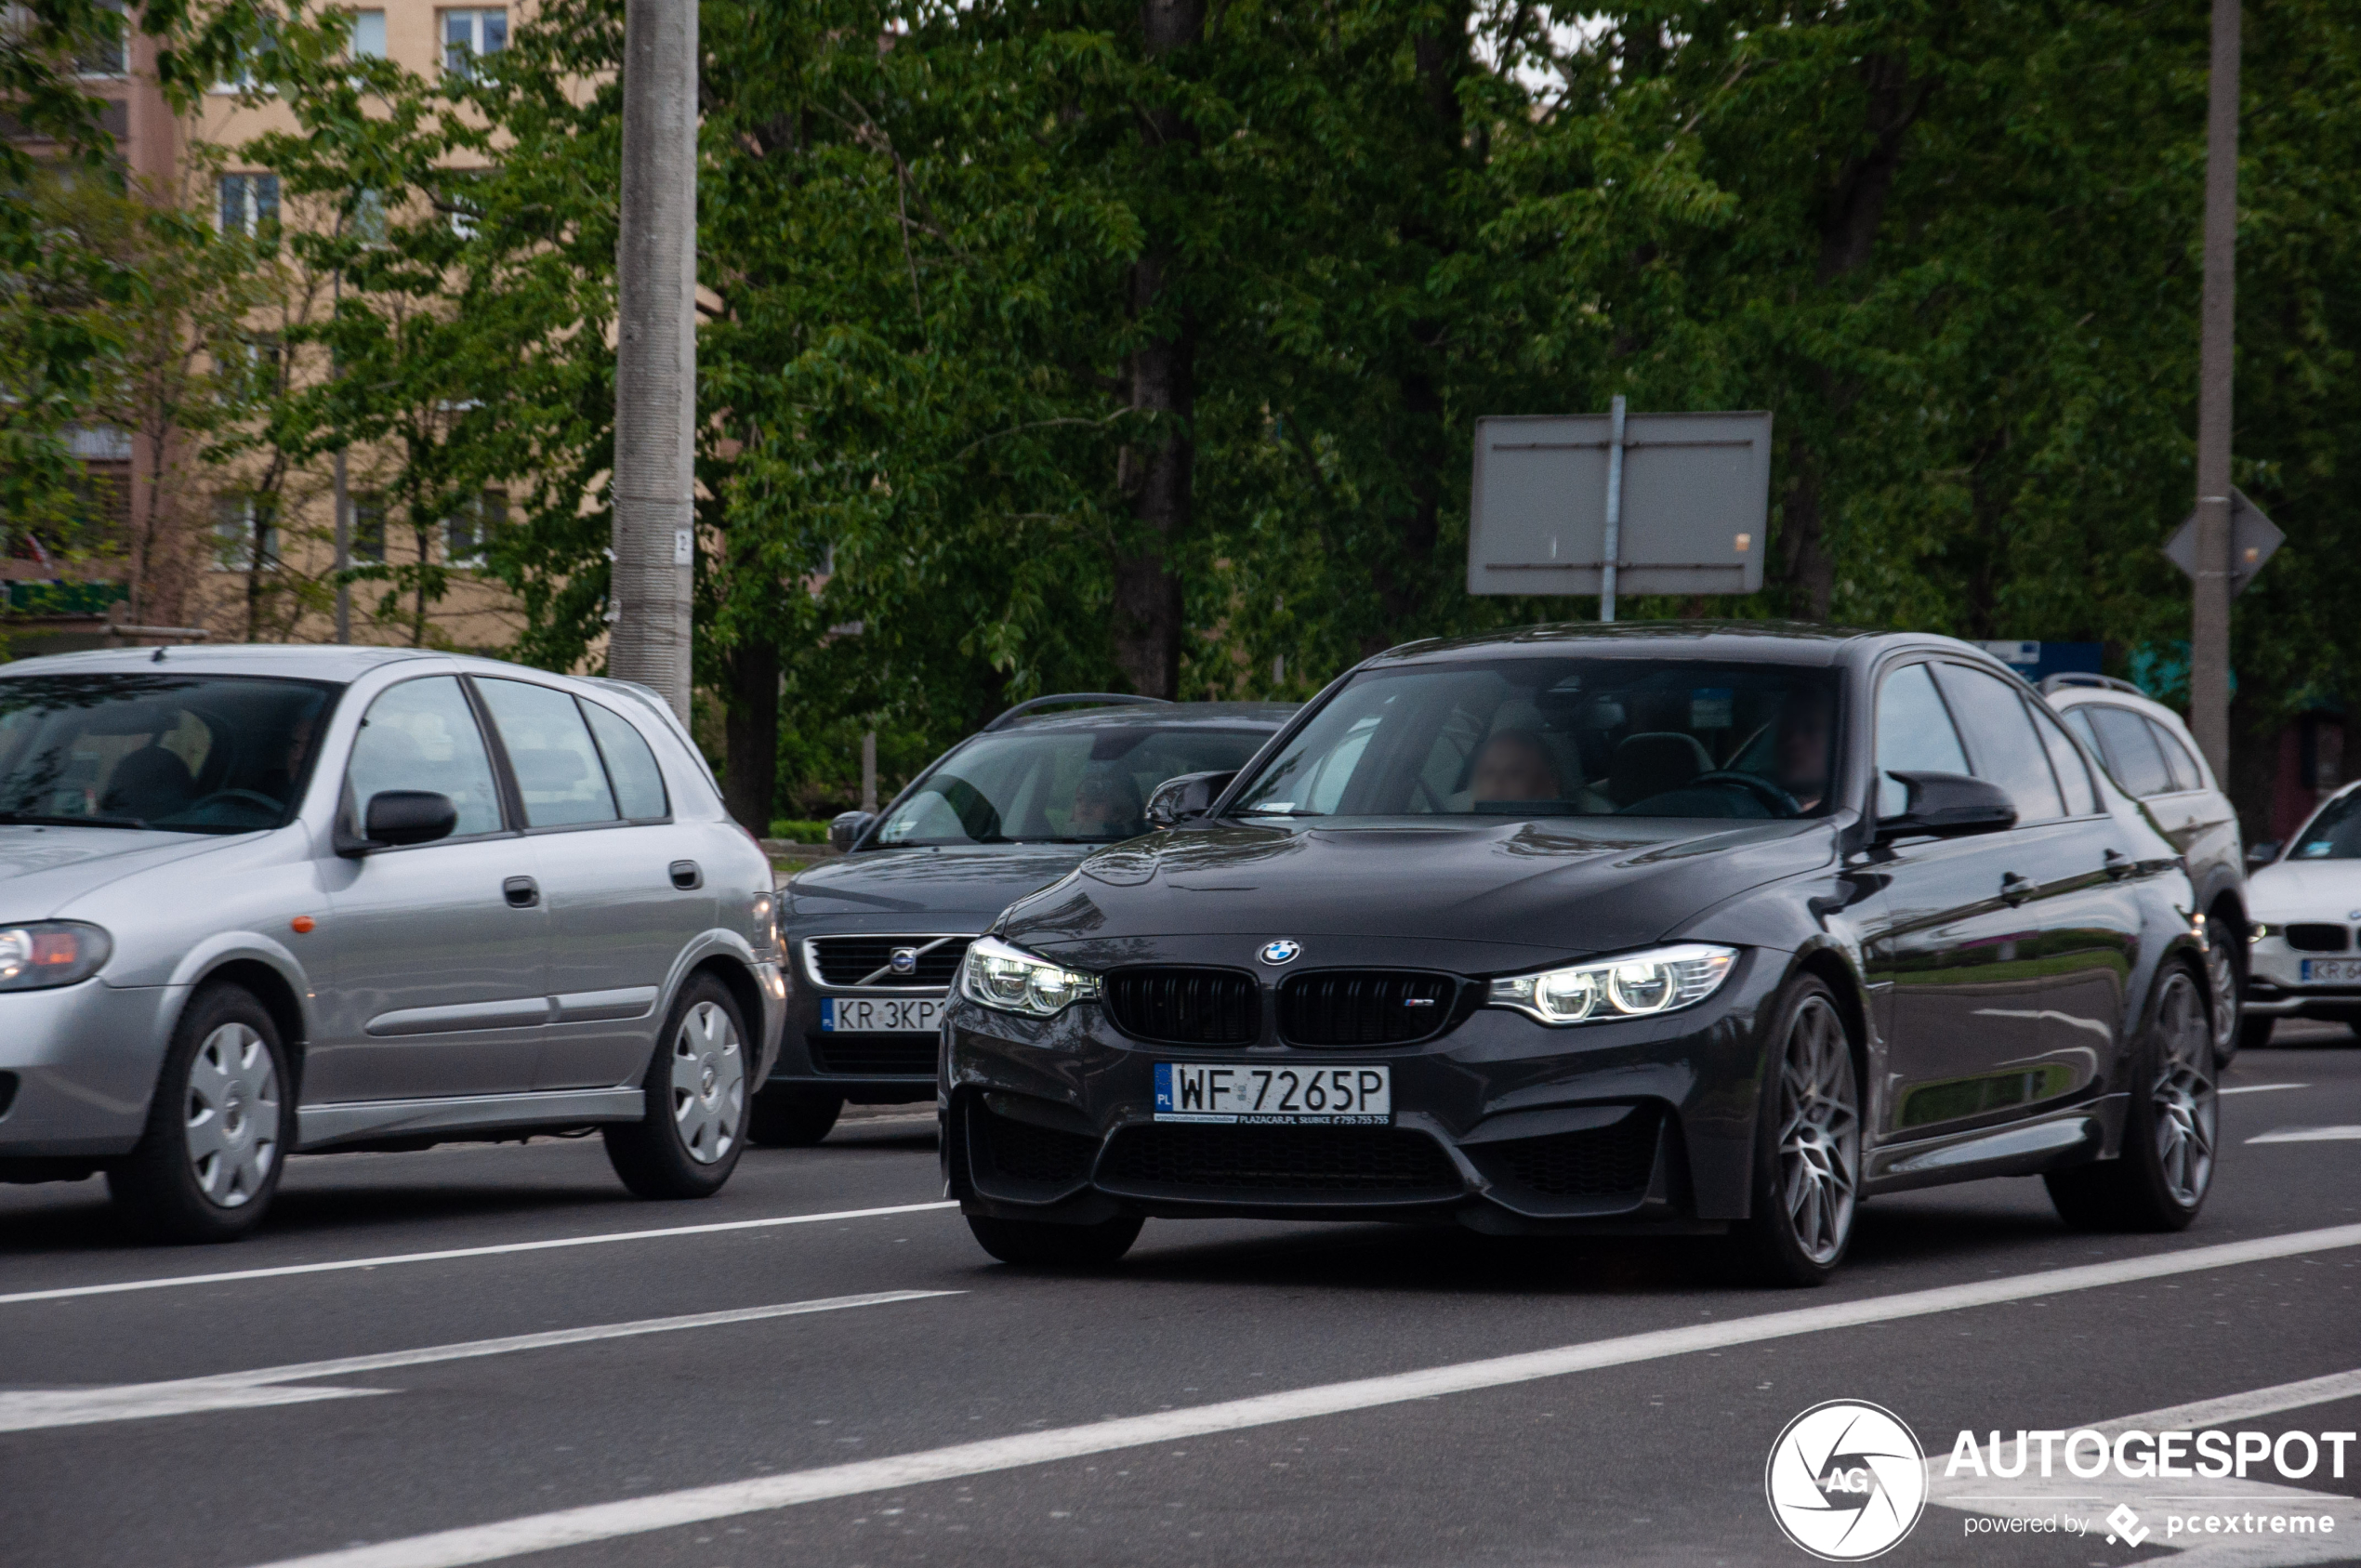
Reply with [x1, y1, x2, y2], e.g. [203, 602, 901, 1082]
[440, 7, 505, 77]
[213, 497, 274, 573]
[218, 173, 280, 237]
[444, 491, 504, 568]
[350, 7, 386, 58]
[350, 493, 387, 563]
[74, 0, 128, 77]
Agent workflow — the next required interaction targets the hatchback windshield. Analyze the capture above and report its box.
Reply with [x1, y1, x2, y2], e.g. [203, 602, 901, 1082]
[0, 674, 336, 834]
[1231, 659, 1838, 822]
[874, 726, 1273, 846]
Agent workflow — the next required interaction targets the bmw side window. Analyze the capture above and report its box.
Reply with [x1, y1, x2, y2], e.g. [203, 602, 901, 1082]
[1872, 664, 1971, 818]
[1931, 665, 2065, 824]
[2084, 705, 2172, 797]
[581, 698, 670, 820]
[347, 677, 505, 837]
[2027, 700, 2099, 816]
[474, 678, 620, 828]
[2147, 719, 2203, 794]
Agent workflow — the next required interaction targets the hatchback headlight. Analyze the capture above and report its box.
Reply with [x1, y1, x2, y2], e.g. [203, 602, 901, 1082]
[958, 934, 1100, 1018]
[0, 921, 112, 991]
[1488, 942, 1737, 1025]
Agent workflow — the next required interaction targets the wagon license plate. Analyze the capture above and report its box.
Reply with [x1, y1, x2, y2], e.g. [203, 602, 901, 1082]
[821, 996, 941, 1033]
[2300, 959, 2361, 984]
[1154, 1063, 1391, 1126]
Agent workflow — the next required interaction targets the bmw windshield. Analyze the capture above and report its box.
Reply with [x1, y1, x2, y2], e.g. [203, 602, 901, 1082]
[874, 726, 1273, 847]
[0, 673, 336, 834]
[1231, 659, 1839, 822]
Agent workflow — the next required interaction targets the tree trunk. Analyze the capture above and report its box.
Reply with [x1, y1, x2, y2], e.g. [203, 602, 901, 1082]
[1110, 0, 1204, 701]
[723, 639, 780, 837]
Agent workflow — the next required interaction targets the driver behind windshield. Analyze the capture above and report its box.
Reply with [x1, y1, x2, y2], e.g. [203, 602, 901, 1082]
[1470, 731, 1561, 805]
[1068, 766, 1146, 840]
[1773, 688, 1834, 812]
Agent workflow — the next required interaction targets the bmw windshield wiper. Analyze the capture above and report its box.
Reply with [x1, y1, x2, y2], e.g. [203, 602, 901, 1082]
[1237, 808, 1327, 818]
[0, 811, 151, 829]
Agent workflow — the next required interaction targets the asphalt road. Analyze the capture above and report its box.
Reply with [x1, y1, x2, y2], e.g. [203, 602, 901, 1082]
[4, 1029, 2358, 1568]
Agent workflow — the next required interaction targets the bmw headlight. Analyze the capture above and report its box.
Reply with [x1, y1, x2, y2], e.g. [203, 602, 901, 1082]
[1487, 942, 1737, 1025]
[958, 934, 1100, 1019]
[0, 921, 112, 991]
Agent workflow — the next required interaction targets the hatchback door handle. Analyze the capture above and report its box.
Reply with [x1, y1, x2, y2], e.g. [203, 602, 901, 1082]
[1999, 873, 2036, 906]
[2103, 850, 2134, 879]
[504, 876, 540, 908]
[669, 860, 703, 890]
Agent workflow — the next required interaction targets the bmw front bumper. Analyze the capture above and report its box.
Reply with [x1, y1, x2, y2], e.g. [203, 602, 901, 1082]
[941, 954, 1784, 1235]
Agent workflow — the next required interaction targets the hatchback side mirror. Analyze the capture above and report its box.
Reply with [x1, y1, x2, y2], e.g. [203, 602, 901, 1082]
[363, 789, 458, 849]
[1874, 771, 2016, 842]
[2247, 840, 2281, 868]
[1145, 771, 1237, 830]
[828, 810, 877, 851]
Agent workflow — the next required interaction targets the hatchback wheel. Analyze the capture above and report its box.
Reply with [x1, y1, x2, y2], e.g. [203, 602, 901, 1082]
[605, 974, 749, 1199]
[1737, 978, 1860, 1286]
[109, 984, 290, 1244]
[2047, 965, 2216, 1231]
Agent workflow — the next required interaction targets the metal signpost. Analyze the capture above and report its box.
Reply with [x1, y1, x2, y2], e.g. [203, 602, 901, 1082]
[2165, 486, 2281, 600]
[1467, 407, 1774, 613]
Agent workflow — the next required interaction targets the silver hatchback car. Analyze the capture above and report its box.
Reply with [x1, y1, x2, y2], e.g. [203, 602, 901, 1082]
[0, 645, 784, 1241]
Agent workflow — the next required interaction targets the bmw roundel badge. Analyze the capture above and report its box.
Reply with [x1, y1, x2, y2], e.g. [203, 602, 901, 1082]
[1260, 939, 1301, 966]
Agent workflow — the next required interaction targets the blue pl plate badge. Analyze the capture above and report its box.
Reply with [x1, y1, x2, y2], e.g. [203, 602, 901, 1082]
[819, 997, 837, 1032]
[1154, 1062, 1174, 1113]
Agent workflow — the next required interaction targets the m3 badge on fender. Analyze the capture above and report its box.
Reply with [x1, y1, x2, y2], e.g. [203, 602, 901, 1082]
[1259, 939, 1301, 966]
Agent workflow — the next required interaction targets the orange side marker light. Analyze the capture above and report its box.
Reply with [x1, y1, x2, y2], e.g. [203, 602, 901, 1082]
[291, 916, 316, 934]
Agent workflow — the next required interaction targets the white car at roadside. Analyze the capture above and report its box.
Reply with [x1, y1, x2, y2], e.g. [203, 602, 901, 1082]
[2241, 780, 2361, 1048]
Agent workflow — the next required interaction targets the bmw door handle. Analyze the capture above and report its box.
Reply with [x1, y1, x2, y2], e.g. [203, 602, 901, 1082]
[504, 876, 540, 908]
[1999, 873, 2036, 906]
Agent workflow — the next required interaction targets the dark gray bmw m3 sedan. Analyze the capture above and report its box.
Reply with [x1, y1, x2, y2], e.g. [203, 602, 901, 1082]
[942, 623, 2220, 1284]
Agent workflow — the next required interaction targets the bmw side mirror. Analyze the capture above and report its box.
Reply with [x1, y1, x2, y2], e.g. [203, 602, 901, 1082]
[2246, 840, 2280, 868]
[1873, 771, 2016, 842]
[362, 789, 458, 850]
[1145, 771, 1237, 830]
[828, 810, 877, 852]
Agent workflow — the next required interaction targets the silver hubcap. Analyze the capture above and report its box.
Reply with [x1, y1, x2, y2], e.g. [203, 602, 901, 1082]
[184, 1023, 279, 1208]
[670, 1001, 745, 1166]
[2153, 971, 2218, 1207]
[2204, 928, 2238, 1056]
[1778, 996, 1859, 1265]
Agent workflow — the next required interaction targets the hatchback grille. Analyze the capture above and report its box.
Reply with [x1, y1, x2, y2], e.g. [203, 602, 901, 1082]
[1277, 970, 1458, 1046]
[2285, 923, 2350, 954]
[1478, 1111, 1661, 1199]
[807, 1034, 936, 1076]
[1103, 968, 1260, 1046]
[806, 935, 971, 988]
[1099, 1124, 1461, 1196]
[969, 1103, 1100, 1188]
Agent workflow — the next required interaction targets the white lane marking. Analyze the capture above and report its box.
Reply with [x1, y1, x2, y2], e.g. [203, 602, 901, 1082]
[0, 1201, 959, 1309]
[0, 1290, 956, 1434]
[242, 1222, 2361, 1568]
[2248, 1127, 2361, 1144]
[1934, 1368, 2361, 1564]
[2219, 1083, 2311, 1096]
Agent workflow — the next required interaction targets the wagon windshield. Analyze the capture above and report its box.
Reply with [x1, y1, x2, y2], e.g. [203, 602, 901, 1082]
[0, 674, 337, 834]
[1231, 659, 1839, 822]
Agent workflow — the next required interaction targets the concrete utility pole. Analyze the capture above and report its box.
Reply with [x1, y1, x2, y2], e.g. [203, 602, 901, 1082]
[2189, 0, 2241, 776]
[609, 0, 698, 719]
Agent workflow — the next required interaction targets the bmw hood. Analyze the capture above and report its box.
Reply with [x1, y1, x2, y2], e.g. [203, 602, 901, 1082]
[0, 825, 241, 921]
[785, 843, 1096, 922]
[996, 817, 1837, 974]
[2245, 858, 2361, 921]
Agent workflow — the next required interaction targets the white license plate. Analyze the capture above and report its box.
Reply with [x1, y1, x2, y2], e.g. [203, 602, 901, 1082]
[1154, 1063, 1391, 1125]
[821, 996, 942, 1033]
[2301, 959, 2361, 983]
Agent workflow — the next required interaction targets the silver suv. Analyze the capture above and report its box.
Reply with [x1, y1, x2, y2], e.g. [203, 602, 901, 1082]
[2041, 674, 2247, 1061]
[0, 645, 784, 1241]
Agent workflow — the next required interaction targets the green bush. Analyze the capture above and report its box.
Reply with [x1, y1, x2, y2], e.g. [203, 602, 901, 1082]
[767, 819, 832, 844]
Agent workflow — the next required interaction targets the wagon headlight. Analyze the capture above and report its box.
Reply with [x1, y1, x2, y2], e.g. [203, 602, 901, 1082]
[958, 934, 1100, 1019]
[0, 921, 112, 991]
[1488, 942, 1737, 1025]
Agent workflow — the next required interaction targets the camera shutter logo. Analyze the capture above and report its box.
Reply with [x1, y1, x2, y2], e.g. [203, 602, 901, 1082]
[1764, 1400, 1927, 1561]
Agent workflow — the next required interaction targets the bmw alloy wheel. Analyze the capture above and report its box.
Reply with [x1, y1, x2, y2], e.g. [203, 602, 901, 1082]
[670, 1001, 745, 1165]
[1777, 995, 1859, 1266]
[2151, 969, 2218, 1207]
[183, 1022, 280, 1208]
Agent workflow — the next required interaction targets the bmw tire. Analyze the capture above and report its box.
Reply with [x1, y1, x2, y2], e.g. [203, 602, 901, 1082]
[1735, 975, 1862, 1287]
[2046, 964, 2216, 1232]
[966, 1212, 1142, 1267]
[109, 983, 292, 1244]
